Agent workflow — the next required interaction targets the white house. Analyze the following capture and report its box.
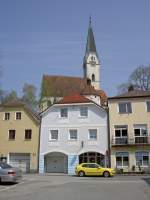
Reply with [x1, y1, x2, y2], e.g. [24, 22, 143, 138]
[39, 94, 108, 175]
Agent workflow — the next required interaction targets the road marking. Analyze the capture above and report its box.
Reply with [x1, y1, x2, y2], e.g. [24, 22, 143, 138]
[0, 181, 25, 192]
[22, 178, 35, 181]
[79, 179, 145, 183]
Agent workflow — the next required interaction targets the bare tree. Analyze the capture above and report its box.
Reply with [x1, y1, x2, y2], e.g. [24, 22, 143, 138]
[117, 65, 150, 93]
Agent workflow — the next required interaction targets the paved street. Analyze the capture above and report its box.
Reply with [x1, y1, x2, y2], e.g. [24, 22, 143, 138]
[0, 174, 150, 200]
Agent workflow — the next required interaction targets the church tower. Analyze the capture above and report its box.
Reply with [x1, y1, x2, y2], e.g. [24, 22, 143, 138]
[83, 17, 100, 90]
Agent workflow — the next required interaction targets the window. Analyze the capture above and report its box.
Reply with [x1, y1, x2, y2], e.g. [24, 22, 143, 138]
[69, 129, 77, 140]
[16, 112, 21, 120]
[92, 74, 95, 81]
[60, 108, 68, 118]
[116, 152, 129, 167]
[25, 129, 32, 140]
[135, 152, 149, 166]
[118, 102, 132, 113]
[134, 124, 148, 143]
[91, 56, 95, 61]
[89, 129, 97, 140]
[82, 163, 99, 168]
[114, 125, 128, 144]
[0, 163, 12, 169]
[80, 107, 88, 117]
[9, 130, 16, 140]
[146, 101, 150, 112]
[50, 130, 58, 140]
[79, 152, 104, 165]
[82, 164, 89, 168]
[4, 113, 10, 120]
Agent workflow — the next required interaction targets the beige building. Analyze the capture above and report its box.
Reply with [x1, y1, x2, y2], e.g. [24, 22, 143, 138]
[108, 90, 150, 172]
[0, 100, 40, 173]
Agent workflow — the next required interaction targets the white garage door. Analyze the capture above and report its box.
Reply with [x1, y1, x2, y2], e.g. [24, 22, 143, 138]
[45, 152, 68, 173]
[9, 153, 30, 173]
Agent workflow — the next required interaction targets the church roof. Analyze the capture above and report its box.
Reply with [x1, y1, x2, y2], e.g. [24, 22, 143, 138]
[41, 75, 87, 98]
[85, 17, 98, 58]
[41, 74, 107, 106]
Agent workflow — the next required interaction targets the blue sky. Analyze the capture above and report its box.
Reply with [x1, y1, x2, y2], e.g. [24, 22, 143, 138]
[0, 0, 150, 97]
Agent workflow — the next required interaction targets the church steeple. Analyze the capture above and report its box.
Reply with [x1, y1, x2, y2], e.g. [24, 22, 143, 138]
[83, 17, 100, 90]
[85, 16, 98, 58]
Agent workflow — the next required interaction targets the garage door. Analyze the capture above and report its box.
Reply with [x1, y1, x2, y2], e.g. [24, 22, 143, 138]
[9, 153, 30, 173]
[45, 152, 68, 173]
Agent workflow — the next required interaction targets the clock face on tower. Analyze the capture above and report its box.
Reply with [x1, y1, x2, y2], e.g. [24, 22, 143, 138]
[89, 56, 96, 65]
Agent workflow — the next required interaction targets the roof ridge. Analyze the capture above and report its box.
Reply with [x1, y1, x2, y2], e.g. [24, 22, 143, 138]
[43, 74, 85, 79]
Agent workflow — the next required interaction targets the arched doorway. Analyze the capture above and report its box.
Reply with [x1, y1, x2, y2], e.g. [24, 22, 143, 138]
[79, 152, 105, 167]
[45, 152, 68, 173]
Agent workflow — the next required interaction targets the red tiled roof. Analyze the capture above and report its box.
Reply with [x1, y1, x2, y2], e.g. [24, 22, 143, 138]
[56, 94, 91, 104]
[41, 74, 108, 106]
[96, 90, 108, 105]
[81, 85, 98, 95]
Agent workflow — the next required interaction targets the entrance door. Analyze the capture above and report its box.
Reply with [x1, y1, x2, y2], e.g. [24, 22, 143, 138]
[45, 152, 68, 173]
[79, 152, 105, 166]
[9, 153, 30, 173]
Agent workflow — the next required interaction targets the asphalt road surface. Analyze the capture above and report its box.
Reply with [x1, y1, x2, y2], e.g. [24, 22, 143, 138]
[0, 174, 150, 200]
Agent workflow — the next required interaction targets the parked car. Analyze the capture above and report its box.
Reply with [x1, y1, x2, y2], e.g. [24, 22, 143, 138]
[0, 162, 22, 183]
[75, 163, 115, 177]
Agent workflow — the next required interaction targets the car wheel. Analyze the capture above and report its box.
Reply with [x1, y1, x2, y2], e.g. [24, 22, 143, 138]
[103, 171, 110, 178]
[78, 171, 85, 177]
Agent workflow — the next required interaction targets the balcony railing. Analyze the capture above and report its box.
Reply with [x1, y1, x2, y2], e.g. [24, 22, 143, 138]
[115, 138, 128, 144]
[135, 137, 148, 144]
[112, 136, 150, 145]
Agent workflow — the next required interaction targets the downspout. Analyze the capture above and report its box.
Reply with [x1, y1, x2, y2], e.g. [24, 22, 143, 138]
[107, 106, 111, 168]
[37, 118, 41, 173]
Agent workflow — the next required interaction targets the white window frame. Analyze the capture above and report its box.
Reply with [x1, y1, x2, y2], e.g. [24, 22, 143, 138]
[135, 152, 149, 167]
[114, 125, 128, 137]
[60, 108, 68, 118]
[114, 125, 128, 144]
[8, 129, 16, 140]
[118, 102, 132, 114]
[49, 130, 59, 141]
[15, 112, 22, 120]
[116, 152, 129, 167]
[25, 129, 32, 140]
[69, 129, 78, 140]
[88, 129, 97, 140]
[3, 112, 10, 120]
[134, 124, 147, 137]
[79, 107, 88, 118]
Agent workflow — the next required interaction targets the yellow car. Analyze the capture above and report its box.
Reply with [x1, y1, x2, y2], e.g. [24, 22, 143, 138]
[75, 163, 115, 177]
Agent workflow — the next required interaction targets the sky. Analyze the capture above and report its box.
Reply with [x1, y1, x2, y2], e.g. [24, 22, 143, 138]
[0, 0, 150, 97]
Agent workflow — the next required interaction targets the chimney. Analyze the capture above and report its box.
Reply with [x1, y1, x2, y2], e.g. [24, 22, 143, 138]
[128, 85, 134, 92]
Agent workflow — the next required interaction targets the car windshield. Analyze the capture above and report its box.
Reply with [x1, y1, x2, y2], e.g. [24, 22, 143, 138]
[0, 163, 12, 169]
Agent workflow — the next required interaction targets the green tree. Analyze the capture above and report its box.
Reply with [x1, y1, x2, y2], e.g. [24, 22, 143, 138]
[22, 83, 38, 110]
[2, 90, 18, 103]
